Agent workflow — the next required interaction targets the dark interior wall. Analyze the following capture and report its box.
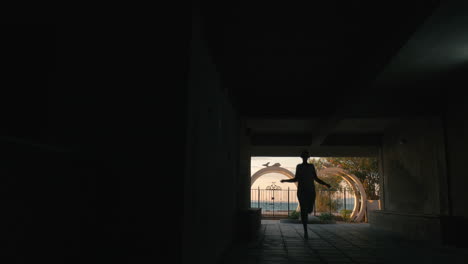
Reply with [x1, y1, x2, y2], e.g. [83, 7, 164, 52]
[1, 16, 191, 262]
[0, 145, 75, 261]
[55, 24, 192, 262]
[0, 24, 88, 262]
[382, 117, 448, 215]
[182, 9, 240, 264]
[0, 25, 54, 143]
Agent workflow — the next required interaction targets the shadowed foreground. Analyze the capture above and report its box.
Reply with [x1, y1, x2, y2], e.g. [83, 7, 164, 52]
[221, 220, 468, 264]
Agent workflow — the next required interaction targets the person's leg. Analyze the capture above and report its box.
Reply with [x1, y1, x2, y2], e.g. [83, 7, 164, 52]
[301, 209, 308, 239]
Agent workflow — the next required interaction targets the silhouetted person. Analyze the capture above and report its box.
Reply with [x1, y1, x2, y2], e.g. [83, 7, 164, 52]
[281, 150, 330, 239]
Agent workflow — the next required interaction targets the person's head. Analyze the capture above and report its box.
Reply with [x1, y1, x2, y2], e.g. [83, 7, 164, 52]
[300, 150, 310, 161]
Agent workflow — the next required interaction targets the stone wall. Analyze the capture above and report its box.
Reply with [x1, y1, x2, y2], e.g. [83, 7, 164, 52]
[370, 116, 449, 242]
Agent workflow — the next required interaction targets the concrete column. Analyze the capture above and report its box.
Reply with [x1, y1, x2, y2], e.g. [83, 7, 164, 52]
[378, 147, 386, 210]
[238, 121, 252, 210]
[183, 7, 242, 263]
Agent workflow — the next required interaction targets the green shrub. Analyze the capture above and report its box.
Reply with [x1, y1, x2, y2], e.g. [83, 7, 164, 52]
[288, 210, 300, 219]
[317, 212, 334, 222]
[340, 209, 352, 221]
[315, 190, 341, 213]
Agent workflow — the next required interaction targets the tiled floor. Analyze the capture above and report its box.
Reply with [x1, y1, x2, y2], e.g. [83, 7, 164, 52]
[221, 220, 468, 263]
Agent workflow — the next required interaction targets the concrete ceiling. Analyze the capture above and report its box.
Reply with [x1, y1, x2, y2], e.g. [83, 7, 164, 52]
[373, 0, 468, 88]
[247, 117, 396, 150]
[200, 0, 440, 117]
[199, 0, 465, 155]
[247, 118, 397, 135]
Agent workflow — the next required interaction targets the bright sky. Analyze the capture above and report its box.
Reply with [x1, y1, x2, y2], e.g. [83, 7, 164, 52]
[251, 156, 319, 190]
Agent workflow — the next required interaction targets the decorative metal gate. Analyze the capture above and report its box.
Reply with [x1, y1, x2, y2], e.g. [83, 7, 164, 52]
[251, 182, 299, 218]
[251, 185, 355, 219]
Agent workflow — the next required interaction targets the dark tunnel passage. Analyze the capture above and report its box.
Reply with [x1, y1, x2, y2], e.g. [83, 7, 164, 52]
[3, 1, 468, 263]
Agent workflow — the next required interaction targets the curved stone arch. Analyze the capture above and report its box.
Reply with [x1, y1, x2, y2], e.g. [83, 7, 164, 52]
[318, 167, 367, 222]
[251, 166, 298, 188]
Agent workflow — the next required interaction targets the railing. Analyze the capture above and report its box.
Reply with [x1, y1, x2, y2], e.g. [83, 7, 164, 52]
[251, 187, 355, 218]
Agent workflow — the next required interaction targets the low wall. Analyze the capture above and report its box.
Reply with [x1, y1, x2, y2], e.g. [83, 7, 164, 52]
[368, 210, 442, 242]
[369, 210, 468, 247]
[237, 208, 262, 241]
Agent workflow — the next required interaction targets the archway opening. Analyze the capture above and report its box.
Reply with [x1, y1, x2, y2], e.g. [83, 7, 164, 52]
[251, 156, 374, 222]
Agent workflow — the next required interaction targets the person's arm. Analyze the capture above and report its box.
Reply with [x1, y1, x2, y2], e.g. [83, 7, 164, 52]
[281, 165, 299, 183]
[314, 177, 331, 188]
[311, 164, 331, 188]
[281, 178, 297, 183]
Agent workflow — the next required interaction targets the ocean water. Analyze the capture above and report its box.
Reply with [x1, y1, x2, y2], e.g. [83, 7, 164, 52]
[250, 200, 355, 212]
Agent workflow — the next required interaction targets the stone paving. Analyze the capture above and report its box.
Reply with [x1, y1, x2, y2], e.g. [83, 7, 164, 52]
[221, 220, 468, 264]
